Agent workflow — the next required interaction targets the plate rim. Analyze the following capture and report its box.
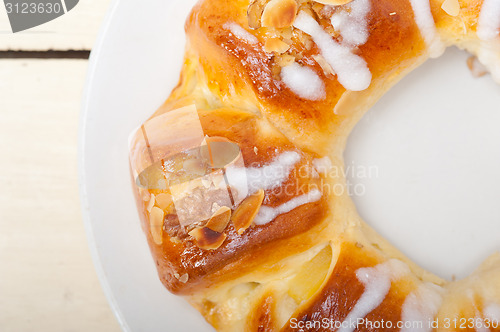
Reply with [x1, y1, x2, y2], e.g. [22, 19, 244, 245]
[77, 0, 129, 330]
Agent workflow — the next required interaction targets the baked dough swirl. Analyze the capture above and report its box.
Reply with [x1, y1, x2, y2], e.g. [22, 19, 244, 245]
[129, 0, 500, 330]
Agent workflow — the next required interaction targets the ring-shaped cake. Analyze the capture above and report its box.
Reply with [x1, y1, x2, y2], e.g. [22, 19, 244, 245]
[129, 0, 500, 330]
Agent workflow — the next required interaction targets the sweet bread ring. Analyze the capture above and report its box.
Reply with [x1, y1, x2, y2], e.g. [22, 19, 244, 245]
[129, 0, 500, 330]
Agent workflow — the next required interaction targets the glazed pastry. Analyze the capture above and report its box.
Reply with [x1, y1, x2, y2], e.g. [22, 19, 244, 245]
[129, 0, 500, 330]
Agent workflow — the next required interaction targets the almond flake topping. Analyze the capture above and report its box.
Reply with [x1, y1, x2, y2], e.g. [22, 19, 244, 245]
[188, 227, 227, 250]
[146, 193, 155, 212]
[265, 37, 291, 53]
[141, 190, 151, 201]
[173, 273, 189, 283]
[178, 273, 189, 283]
[248, 0, 268, 29]
[441, 0, 460, 17]
[150, 206, 165, 245]
[155, 193, 173, 211]
[231, 189, 265, 235]
[261, 0, 298, 29]
[275, 54, 296, 67]
[467, 56, 488, 78]
[205, 206, 232, 233]
[312, 54, 335, 78]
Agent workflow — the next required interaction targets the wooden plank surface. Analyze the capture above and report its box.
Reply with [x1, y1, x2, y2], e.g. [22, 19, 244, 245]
[0, 0, 112, 51]
[0, 59, 121, 332]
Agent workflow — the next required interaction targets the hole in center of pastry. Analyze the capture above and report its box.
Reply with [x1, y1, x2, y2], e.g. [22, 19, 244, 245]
[344, 48, 500, 281]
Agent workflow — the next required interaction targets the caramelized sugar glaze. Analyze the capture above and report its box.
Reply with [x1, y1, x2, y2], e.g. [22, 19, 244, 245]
[129, 0, 500, 330]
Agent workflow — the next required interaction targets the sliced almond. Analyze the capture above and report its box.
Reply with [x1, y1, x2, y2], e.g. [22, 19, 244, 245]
[275, 54, 296, 67]
[293, 29, 310, 48]
[141, 190, 151, 201]
[205, 206, 232, 233]
[150, 206, 165, 245]
[155, 193, 173, 211]
[146, 193, 156, 212]
[441, 0, 460, 17]
[312, 54, 335, 78]
[231, 189, 265, 235]
[279, 27, 293, 40]
[264, 37, 291, 53]
[314, 0, 353, 5]
[261, 0, 298, 29]
[312, 2, 324, 17]
[247, 0, 268, 29]
[178, 273, 189, 283]
[188, 227, 227, 250]
[467, 56, 488, 78]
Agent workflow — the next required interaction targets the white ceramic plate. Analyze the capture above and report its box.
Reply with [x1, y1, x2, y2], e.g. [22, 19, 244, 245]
[79, 0, 500, 330]
[79, 0, 211, 331]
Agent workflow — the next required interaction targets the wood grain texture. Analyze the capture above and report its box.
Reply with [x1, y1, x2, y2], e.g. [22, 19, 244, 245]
[0, 60, 120, 332]
[0, 0, 113, 51]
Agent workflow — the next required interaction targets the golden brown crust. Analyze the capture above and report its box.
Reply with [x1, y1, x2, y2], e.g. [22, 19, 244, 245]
[185, 0, 427, 154]
[129, 0, 500, 330]
[135, 108, 328, 294]
[249, 294, 278, 332]
[281, 242, 414, 332]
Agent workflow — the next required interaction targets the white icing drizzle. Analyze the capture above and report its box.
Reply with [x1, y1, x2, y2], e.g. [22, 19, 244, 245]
[253, 189, 322, 225]
[477, 0, 500, 41]
[475, 303, 492, 332]
[476, 0, 500, 83]
[293, 10, 372, 92]
[226, 151, 301, 199]
[484, 303, 500, 324]
[224, 22, 259, 44]
[338, 259, 410, 332]
[313, 156, 333, 175]
[281, 62, 326, 100]
[401, 283, 445, 332]
[331, 0, 371, 46]
[408, 0, 445, 58]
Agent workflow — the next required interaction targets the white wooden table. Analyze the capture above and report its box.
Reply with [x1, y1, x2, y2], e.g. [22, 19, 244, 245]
[0, 1, 121, 331]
